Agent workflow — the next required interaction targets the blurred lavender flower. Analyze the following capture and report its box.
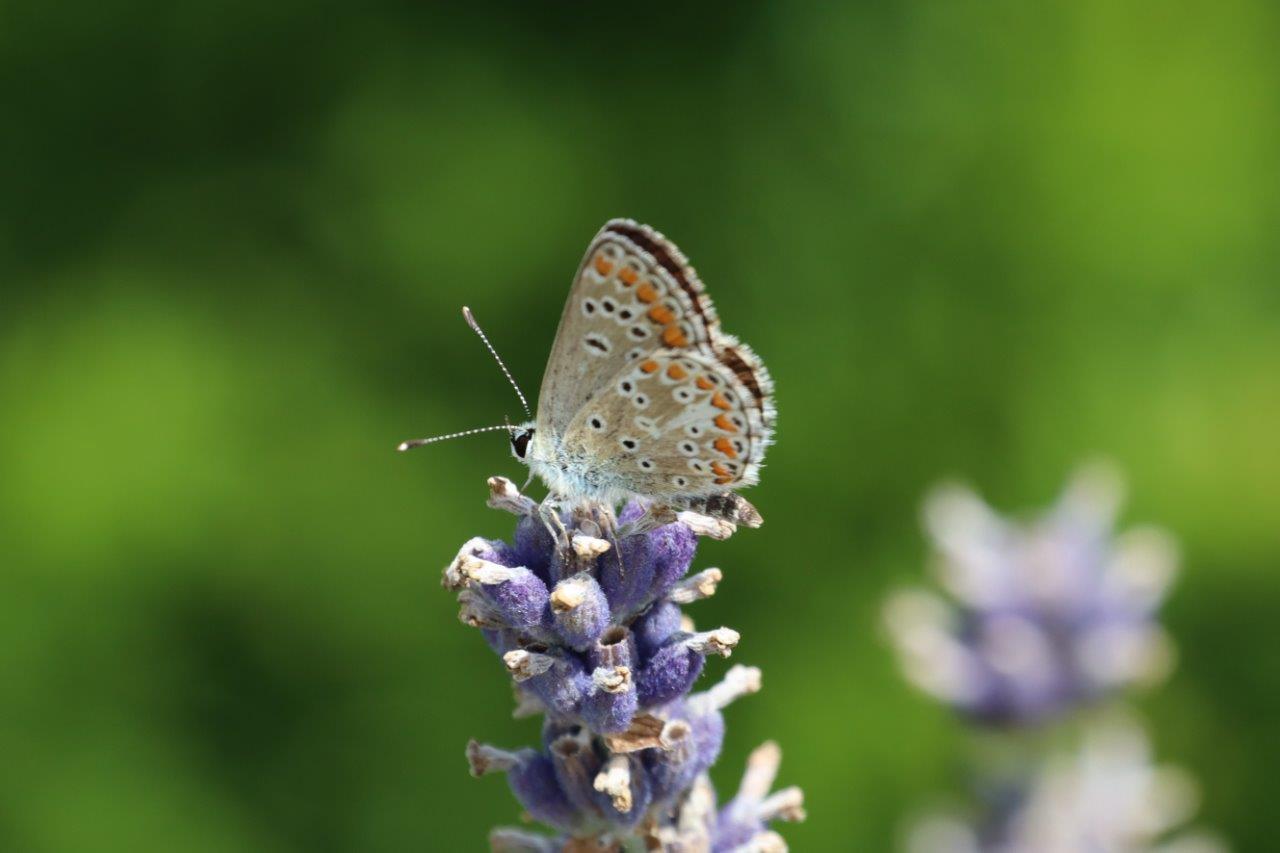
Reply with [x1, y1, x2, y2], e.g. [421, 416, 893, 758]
[449, 477, 803, 851]
[885, 464, 1177, 725]
[887, 463, 1227, 851]
[906, 718, 1226, 853]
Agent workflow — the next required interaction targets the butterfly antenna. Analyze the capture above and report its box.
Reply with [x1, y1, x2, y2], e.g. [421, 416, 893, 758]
[462, 306, 533, 420]
[397, 424, 514, 452]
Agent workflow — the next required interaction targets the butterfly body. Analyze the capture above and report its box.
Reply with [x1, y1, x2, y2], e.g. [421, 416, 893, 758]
[510, 219, 776, 515]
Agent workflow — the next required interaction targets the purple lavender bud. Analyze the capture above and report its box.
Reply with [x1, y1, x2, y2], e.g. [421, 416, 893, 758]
[638, 643, 704, 708]
[633, 600, 684, 660]
[484, 538, 520, 566]
[507, 755, 582, 833]
[593, 753, 652, 828]
[643, 708, 725, 804]
[503, 647, 591, 718]
[466, 741, 583, 834]
[646, 522, 698, 602]
[598, 521, 698, 618]
[590, 626, 636, 672]
[549, 573, 610, 650]
[444, 537, 519, 589]
[540, 717, 585, 751]
[712, 742, 805, 852]
[684, 707, 726, 780]
[548, 728, 605, 819]
[580, 628, 639, 734]
[464, 563, 549, 630]
[581, 668, 637, 734]
[597, 536, 658, 618]
[512, 515, 555, 582]
[636, 628, 740, 708]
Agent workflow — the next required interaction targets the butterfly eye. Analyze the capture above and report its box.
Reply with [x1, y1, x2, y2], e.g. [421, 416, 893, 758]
[511, 429, 533, 459]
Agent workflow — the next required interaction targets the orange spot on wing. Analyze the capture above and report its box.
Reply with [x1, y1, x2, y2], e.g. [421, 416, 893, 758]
[714, 437, 738, 459]
[711, 461, 732, 484]
[648, 305, 675, 325]
[662, 325, 688, 347]
[714, 476, 733, 485]
[666, 364, 688, 381]
[636, 282, 659, 303]
[594, 256, 614, 276]
[640, 359, 660, 374]
[714, 414, 738, 433]
[695, 376, 714, 390]
[619, 267, 638, 285]
[711, 392, 731, 410]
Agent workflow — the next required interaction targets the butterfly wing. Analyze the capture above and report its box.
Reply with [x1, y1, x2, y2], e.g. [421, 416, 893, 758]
[536, 219, 720, 438]
[556, 339, 776, 502]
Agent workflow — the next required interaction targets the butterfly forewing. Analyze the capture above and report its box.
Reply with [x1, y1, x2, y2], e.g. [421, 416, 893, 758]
[535, 219, 719, 438]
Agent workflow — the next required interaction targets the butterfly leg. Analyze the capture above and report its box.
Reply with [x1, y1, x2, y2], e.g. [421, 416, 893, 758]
[591, 502, 619, 543]
[591, 503, 626, 577]
[536, 496, 573, 566]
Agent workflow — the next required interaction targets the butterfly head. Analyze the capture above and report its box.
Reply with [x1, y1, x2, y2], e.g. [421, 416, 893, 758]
[509, 422, 535, 461]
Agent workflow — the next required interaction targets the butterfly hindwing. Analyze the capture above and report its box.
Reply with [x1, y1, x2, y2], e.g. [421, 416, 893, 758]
[535, 220, 719, 438]
[557, 341, 775, 502]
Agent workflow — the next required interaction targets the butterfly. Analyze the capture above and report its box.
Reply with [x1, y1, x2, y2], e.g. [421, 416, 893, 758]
[400, 219, 775, 528]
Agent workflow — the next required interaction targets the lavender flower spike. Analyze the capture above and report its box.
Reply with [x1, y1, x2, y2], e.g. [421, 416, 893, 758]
[885, 463, 1178, 725]
[444, 477, 803, 850]
[906, 717, 1227, 853]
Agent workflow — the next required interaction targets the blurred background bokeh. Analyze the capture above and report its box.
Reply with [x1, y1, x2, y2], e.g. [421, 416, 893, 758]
[2, 2, 1278, 850]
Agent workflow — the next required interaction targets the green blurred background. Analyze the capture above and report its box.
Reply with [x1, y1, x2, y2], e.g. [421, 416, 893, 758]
[3, 2, 1277, 850]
